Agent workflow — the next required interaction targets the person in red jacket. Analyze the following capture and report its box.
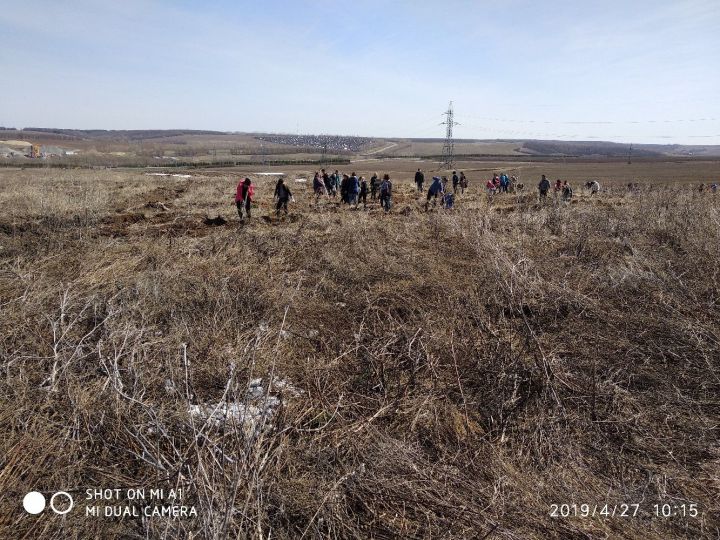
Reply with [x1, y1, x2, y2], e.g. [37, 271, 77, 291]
[235, 177, 254, 220]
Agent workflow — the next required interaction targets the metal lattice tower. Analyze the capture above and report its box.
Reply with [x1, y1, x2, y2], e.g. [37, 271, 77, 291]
[440, 101, 459, 169]
[321, 137, 328, 165]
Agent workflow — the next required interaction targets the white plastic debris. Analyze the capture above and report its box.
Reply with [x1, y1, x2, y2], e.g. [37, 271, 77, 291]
[248, 378, 264, 398]
[271, 377, 304, 397]
[188, 376, 301, 436]
[188, 400, 279, 434]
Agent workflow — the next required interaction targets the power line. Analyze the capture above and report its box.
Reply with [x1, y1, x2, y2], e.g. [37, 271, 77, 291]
[461, 115, 718, 125]
[456, 121, 720, 141]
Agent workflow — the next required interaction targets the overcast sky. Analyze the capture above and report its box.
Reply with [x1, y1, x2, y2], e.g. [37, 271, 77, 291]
[1, 0, 719, 144]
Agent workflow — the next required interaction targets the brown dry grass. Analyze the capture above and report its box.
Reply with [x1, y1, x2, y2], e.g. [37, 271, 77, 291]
[0, 164, 718, 539]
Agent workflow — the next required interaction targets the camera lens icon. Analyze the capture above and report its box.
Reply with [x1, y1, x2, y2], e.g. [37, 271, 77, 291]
[23, 491, 74, 515]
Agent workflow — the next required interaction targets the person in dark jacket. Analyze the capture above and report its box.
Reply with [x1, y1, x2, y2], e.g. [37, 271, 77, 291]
[340, 174, 349, 204]
[538, 175, 551, 199]
[415, 169, 425, 192]
[274, 178, 293, 215]
[322, 169, 334, 197]
[347, 173, 360, 206]
[425, 176, 444, 210]
[370, 173, 378, 200]
[452, 171, 459, 193]
[235, 177, 253, 220]
[379, 174, 393, 211]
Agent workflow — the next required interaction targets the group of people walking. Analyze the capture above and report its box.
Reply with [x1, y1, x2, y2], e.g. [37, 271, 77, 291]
[234, 170, 395, 220]
[311, 169, 394, 211]
[536, 175, 580, 201]
[234, 168, 614, 221]
[485, 172, 516, 195]
[415, 169, 468, 195]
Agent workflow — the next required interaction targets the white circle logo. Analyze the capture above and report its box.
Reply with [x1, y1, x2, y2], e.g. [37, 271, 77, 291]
[23, 491, 46, 514]
[50, 491, 74, 515]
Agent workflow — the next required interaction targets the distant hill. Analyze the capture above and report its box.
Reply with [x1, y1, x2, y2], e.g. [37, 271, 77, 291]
[404, 138, 720, 158]
[520, 140, 720, 158]
[1, 129, 718, 158]
[520, 140, 660, 157]
[19, 128, 226, 141]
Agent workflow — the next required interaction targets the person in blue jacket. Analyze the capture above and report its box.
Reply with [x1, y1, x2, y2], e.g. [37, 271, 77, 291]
[499, 173, 509, 193]
[425, 176, 444, 210]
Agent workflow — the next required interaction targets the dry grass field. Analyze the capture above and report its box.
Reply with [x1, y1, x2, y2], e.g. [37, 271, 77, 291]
[0, 160, 719, 538]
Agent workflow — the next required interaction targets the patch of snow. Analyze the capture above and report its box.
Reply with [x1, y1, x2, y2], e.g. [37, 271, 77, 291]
[145, 172, 192, 178]
[188, 376, 302, 436]
[272, 377, 304, 397]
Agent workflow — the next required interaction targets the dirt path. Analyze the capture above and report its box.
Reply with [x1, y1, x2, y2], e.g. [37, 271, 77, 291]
[363, 141, 398, 155]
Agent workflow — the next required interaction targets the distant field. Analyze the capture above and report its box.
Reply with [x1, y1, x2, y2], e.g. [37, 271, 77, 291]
[3, 129, 720, 166]
[268, 157, 718, 187]
[382, 140, 525, 157]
